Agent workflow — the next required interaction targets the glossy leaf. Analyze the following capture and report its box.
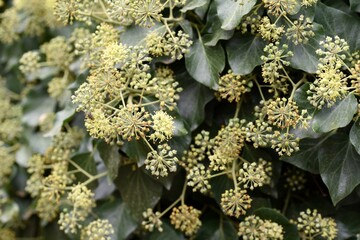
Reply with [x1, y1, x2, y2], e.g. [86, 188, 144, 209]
[96, 141, 120, 180]
[177, 71, 214, 131]
[195, 211, 237, 240]
[350, 0, 360, 13]
[214, 0, 256, 30]
[185, 38, 225, 89]
[350, 121, 360, 155]
[254, 208, 300, 240]
[71, 152, 98, 189]
[44, 103, 76, 137]
[319, 133, 360, 205]
[315, 2, 360, 50]
[96, 199, 137, 240]
[114, 165, 163, 220]
[312, 94, 358, 133]
[226, 34, 266, 75]
[281, 134, 333, 174]
[181, 0, 209, 12]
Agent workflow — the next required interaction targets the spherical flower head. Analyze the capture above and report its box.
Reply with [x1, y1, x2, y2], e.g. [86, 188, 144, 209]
[238, 162, 267, 190]
[81, 219, 115, 240]
[170, 205, 201, 236]
[263, 0, 298, 16]
[142, 208, 163, 232]
[320, 217, 337, 240]
[258, 16, 284, 41]
[266, 98, 302, 129]
[115, 106, 151, 141]
[40, 36, 74, 69]
[220, 188, 252, 218]
[218, 70, 252, 103]
[187, 164, 211, 193]
[284, 167, 307, 191]
[285, 15, 315, 45]
[246, 120, 273, 148]
[0, 228, 16, 240]
[146, 31, 166, 57]
[302, 0, 317, 7]
[150, 110, 174, 142]
[164, 30, 192, 60]
[48, 76, 70, 100]
[294, 209, 323, 238]
[68, 184, 95, 211]
[0, 143, 15, 186]
[19, 51, 41, 76]
[129, 0, 164, 27]
[238, 215, 284, 240]
[145, 143, 178, 177]
[270, 131, 299, 156]
[0, 8, 20, 44]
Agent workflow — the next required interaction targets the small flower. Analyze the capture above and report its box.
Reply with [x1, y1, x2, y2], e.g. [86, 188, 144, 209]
[220, 188, 252, 218]
[129, 0, 164, 27]
[238, 215, 284, 240]
[145, 143, 178, 177]
[258, 16, 284, 41]
[187, 164, 211, 193]
[81, 219, 115, 240]
[238, 162, 268, 190]
[19, 51, 41, 76]
[217, 70, 252, 102]
[149, 110, 174, 142]
[285, 15, 315, 45]
[271, 131, 300, 156]
[142, 208, 163, 232]
[170, 205, 201, 236]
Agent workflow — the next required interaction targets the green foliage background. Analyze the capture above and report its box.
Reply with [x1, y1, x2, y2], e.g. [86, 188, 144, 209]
[0, 0, 360, 239]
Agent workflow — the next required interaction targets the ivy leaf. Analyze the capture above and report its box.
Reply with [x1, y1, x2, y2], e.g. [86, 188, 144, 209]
[226, 34, 266, 75]
[202, 2, 234, 47]
[288, 24, 324, 73]
[114, 165, 163, 220]
[315, 2, 360, 50]
[95, 141, 120, 180]
[185, 38, 225, 89]
[281, 133, 333, 174]
[43, 103, 76, 137]
[195, 211, 237, 240]
[180, 0, 209, 12]
[121, 23, 166, 46]
[148, 220, 185, 240]
[312, 94, 358, 133]
[350, 121, 360, 155]
[254, 208, 299, 240]
[121, 139, 149, 166]
[319, 133, 360, 205]
[214, 0, 256, 31]
[71, 152, 98, 189]
[177, 71, 214, 131]
[96, 199, 137, 240]
[350, 0, 360, 13]
[210, 175, 234, 205]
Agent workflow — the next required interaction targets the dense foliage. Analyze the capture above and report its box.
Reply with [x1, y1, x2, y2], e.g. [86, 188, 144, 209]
[0, 0, 360, 239]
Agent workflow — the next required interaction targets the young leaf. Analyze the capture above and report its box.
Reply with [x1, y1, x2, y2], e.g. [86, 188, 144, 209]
[319, 133, 360, 205]
[214, 0, 256, 31]
[185, 38, 225, 89]
[312, 94, 357, 133]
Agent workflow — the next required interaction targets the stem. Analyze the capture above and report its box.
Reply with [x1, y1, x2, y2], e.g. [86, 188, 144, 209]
[83, 171, 108, 186]
[254, 79, 266, 101]
[68, 159, 93, 179]
[282, 189, 291, 214]
[207, 171, 232, 179]
[232, 160, 238, 190]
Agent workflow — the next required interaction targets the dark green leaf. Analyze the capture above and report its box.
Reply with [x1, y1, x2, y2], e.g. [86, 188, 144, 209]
[185, 38, 225, 89]
[121, 23, 166, 46]
[96, 199, 138, 240]
[71, 152, 98, 189]
[315, 2, 360, 50]
[319, 133, 360, 205]
[254, 208, 300, 240]
[180, 0, 209, 12]
[336, 204, 360, 239]
[121, 139, 149, 166]
[177, 71, 214, 131]
[350, 0, 360, 13]
[210, 175, 234, 205]
[96, 141, 120, 180]
[214, 0, 256, 30]
[195, 211, 237, 240]
[281, 133, 333, 174]
[350, 121, 360, 155]
[202, 2, 234, 47]
[288, 24, 324, 73]
[226, 34, 266, 75]
[147, 220, 185, 240]
[114, 165, 163, 220]
[312, 94, 357, 133]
